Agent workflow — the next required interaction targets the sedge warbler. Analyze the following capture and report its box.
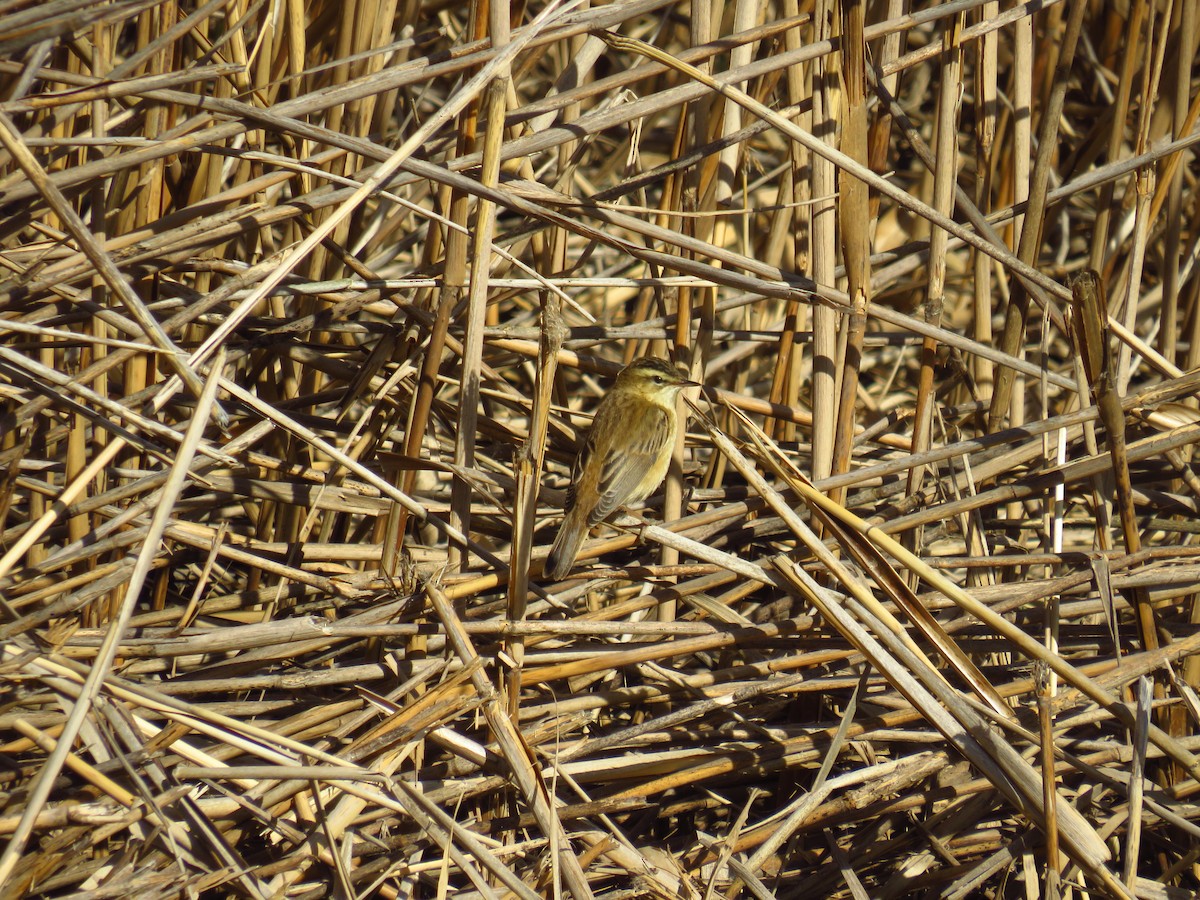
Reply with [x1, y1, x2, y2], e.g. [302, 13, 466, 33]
[545, 357, 698, 580]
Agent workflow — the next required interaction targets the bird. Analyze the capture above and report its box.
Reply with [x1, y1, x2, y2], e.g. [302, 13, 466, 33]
[545, 357, 698, 580]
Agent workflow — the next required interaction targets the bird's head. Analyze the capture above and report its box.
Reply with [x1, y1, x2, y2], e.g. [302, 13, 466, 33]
[614, 357, 699, 400]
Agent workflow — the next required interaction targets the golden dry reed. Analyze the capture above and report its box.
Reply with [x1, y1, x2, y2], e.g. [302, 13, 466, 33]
[0, 1, 1199, 897]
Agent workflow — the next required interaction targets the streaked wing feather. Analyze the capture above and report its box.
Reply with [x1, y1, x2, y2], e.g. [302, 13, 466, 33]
[589, 407, 671, 523]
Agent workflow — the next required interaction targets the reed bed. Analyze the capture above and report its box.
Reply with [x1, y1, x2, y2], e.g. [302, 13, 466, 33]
[1, 0, 1199, 897]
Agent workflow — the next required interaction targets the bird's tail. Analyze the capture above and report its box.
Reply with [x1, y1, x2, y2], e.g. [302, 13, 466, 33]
[545, 510, 587, 581]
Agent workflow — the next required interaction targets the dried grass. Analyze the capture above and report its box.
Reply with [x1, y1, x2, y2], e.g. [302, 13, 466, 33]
[1, 0, 1200, 897]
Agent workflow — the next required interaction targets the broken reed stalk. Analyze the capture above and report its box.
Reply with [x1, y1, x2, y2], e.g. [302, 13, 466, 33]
[2, 1, 1200, 898]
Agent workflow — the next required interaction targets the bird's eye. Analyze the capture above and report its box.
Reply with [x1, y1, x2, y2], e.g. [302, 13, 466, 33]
[653, 375, 664, 384]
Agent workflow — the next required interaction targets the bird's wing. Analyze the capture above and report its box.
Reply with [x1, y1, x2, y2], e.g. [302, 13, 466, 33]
[588, 405, 672, 524]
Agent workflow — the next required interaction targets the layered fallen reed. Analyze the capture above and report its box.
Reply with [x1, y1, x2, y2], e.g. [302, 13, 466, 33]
[2, 0, 1200, 897]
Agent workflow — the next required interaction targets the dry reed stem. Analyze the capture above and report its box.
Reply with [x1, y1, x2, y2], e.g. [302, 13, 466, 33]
[1, 1, 1200, 897]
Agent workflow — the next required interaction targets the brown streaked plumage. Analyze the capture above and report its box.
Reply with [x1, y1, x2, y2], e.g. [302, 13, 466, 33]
[545, 357, 698, 581]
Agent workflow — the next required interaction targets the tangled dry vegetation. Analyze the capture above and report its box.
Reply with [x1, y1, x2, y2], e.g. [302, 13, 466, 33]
[2, 0, 1200, 897]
